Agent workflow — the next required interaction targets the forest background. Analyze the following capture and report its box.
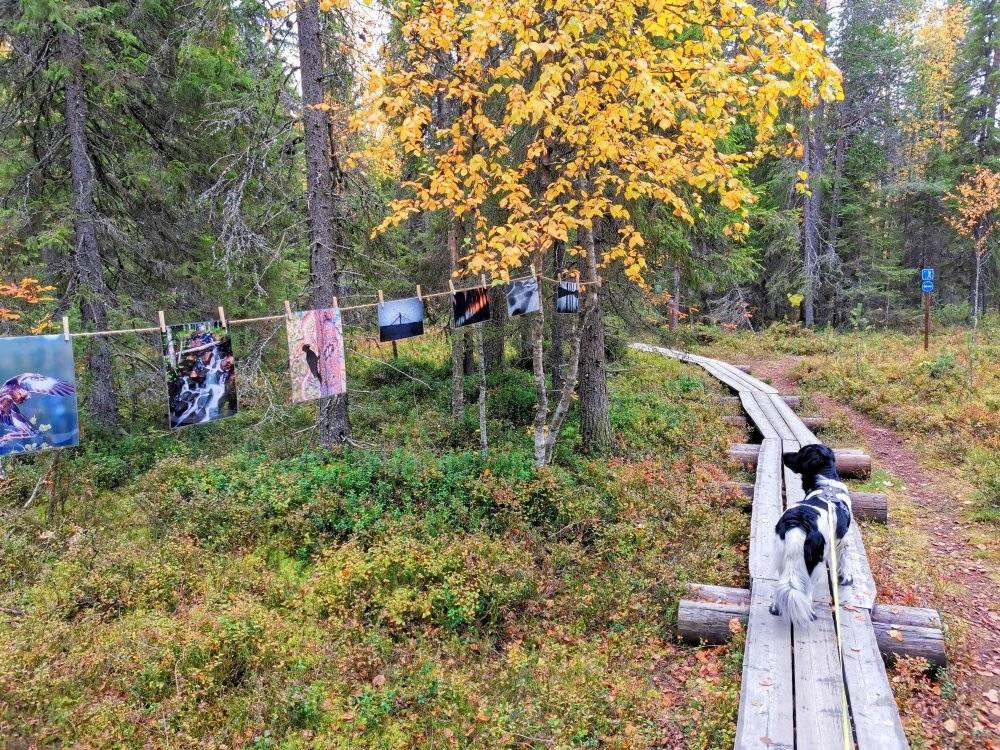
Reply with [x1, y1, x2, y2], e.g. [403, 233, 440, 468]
[1, 0, 999, 746]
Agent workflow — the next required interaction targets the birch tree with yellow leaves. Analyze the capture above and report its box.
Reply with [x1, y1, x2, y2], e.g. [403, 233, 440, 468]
[366, 0, 843, 464]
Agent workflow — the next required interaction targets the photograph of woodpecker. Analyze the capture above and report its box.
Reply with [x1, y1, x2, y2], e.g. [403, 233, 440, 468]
[286, 307, 347, 402]
[0, 334, 79, 457]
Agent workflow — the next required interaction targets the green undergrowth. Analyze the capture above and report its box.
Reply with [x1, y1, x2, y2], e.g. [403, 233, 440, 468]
[0, 344, 747, 748]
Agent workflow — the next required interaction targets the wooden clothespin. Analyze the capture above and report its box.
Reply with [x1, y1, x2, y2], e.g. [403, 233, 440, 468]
[377, 290, 385, 304]
[62, 316, 70, 341]
[449, 279, 456, 294]
[480, 274, 487, 289]
[158, 311, 167, 333]
[332, 296, 338, 309]
[529, 263, 537, 279]
[416, 284, 422, 300]
[218, 306, 228, 329]
[284, 301, 293, 319]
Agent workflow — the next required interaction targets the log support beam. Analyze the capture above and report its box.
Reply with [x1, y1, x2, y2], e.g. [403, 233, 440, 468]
[719, 481, 887, 523]
[678, 584, 945, 669]
[729, 442, 871, 478]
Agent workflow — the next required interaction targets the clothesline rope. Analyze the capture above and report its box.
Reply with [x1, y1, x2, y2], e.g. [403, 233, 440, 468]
[46, 271, 600, 340]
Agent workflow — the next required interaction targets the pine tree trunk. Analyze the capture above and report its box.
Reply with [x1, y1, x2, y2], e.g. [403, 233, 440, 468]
[298, 0, 350, 445]
[802, 105, 824, 327]
[578, 219, 611, 453]
[670, 265, 680, 329]
[475, 326, 488, 456]
[827, 103, 846, 252]
[61, 28, 118, 430]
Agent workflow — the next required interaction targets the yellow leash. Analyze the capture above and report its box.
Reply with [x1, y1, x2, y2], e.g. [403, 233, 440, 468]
[828, 507, 854, 750]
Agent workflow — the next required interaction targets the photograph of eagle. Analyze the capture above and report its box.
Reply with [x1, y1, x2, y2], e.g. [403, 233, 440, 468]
[0, 373, 77, 445]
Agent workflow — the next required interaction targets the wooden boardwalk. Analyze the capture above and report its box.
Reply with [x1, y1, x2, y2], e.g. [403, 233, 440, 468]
[631, 344, 909, 750]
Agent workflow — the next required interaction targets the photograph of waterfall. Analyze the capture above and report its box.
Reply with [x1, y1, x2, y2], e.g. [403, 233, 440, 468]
[377, 296, 425, 343]
[506, 277, 540, 317]
[161, 321, 238, 428]
[452, 287, 491, 327]
[0, 334, 79, 456]
[286, 307, 347, 402]
[556, 280, 580, 314]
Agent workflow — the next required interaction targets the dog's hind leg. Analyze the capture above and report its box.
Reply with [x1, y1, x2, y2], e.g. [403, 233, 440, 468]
[834, 534, 855, 586]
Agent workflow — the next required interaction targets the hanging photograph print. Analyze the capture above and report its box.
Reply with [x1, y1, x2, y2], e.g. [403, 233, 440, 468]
[506, 277, 540, 318]
[162, 321, 238, 428]
[0, 335, 79, 457]
[453, 287, 491, 327]
[377, 297, 425, 343]
[556, 280, 580, 314]
[286, 307, 347, 402]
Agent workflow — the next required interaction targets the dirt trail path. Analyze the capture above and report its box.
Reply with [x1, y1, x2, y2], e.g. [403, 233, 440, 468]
[749, 356, 1000, 749]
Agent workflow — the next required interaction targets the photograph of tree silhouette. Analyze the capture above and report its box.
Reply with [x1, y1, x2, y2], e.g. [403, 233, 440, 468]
[377, 297, 425, 342]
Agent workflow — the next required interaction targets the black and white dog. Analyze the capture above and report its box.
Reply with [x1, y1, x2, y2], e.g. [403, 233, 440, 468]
[770, 444, 856, 626]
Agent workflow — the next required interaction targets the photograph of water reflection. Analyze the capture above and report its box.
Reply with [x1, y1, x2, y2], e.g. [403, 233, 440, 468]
[161, 321, 238, 428]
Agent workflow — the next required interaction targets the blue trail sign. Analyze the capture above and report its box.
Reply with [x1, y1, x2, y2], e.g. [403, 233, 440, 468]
[922, 280, 935, 294]
[921, 268, 935, 282]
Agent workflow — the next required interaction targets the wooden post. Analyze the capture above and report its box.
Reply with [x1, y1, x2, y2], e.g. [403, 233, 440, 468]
[923, 292, 930, 351]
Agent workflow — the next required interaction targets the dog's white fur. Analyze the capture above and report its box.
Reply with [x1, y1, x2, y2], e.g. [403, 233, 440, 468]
[771, 476, 857, 626]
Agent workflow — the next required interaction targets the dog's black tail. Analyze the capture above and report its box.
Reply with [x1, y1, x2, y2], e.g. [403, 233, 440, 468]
[774, 527, 818, 626]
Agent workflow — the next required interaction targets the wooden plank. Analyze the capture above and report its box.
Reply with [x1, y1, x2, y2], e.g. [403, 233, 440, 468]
[841, 522, 878, 610]
[768, 393, 818, 445]
[702, 361, 750, 394]
[839, 606, 910, 750]
[752, 392, 796, 441]
[749, 439, 783, 581]
[735, 578, 795, 750]
[740, 392, 779, 440]
[793, 599, 852, 750]
[716, 361, 779, 394]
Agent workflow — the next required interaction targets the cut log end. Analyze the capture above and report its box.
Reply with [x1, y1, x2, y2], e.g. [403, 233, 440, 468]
[677, 584, 946, 669]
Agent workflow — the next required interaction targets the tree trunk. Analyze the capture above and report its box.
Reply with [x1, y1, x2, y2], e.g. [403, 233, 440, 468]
[548, 240, 566, 394]
[475, 326, 488, 456]
[669, 264, 680, 329]
[531, 280, 549, 467]
[578, 219, 612, 453]
[297, 0, 350, 445]
[483, 286, 506, 372]
[448, 220, 465, 419]
[802, 105, 824, 328]
[61, 28, 118, 430]
[827, 103, 846, 252]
